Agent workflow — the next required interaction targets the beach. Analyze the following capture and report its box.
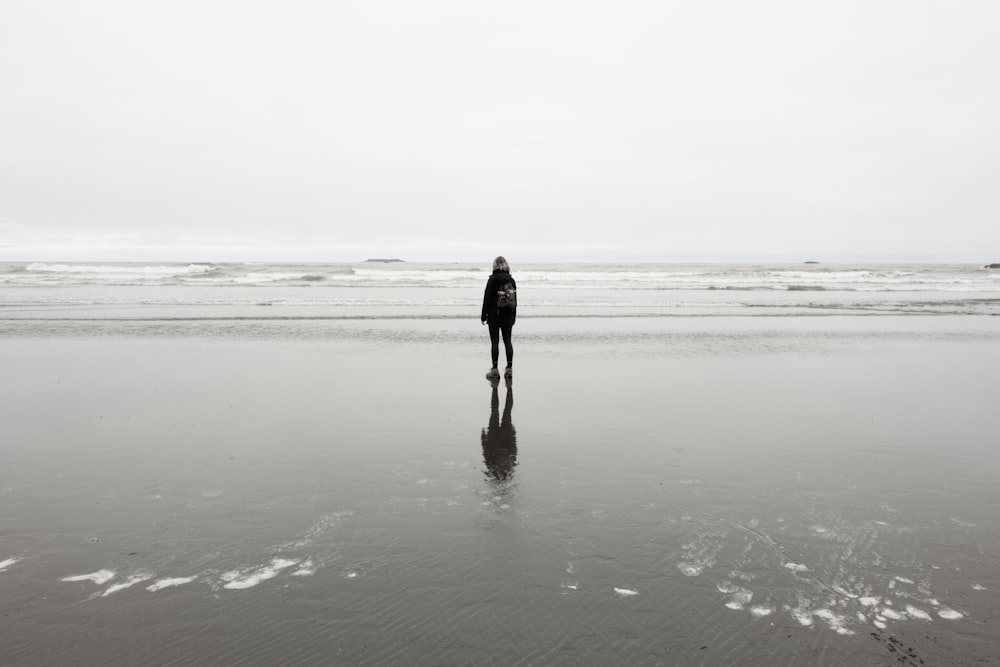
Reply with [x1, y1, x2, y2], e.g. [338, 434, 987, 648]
[2, 263, 1000, 665]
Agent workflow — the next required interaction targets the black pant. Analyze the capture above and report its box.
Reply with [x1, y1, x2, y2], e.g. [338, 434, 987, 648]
[488, 312, 514, 368]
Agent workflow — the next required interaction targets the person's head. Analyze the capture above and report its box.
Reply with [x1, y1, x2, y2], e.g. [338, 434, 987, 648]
[492, 256, 510, 272]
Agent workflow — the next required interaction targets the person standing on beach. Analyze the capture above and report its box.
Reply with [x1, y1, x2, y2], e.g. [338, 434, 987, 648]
[481, 256, 517, 379]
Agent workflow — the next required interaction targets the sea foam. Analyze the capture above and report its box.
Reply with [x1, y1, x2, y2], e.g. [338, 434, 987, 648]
[62, 569, 116, 585]
[103, 574, 153, 596]
[147, 576, 197, 592]
[221, 558, 298, 590]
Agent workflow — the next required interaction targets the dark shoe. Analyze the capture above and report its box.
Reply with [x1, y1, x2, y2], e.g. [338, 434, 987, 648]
[486, 367, 500, 379]
[504, 366, 512, 378]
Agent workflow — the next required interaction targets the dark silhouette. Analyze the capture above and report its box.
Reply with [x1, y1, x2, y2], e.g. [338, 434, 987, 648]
[481, 376, 517, 483]
[481, 256, 517, 379]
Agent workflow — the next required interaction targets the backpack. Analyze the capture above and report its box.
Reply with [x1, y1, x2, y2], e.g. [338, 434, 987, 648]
[497, 280, 517, 309]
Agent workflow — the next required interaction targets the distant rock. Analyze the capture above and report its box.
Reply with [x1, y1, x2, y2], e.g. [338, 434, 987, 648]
[984, 263, 1000, 269]
[804, 261, 819, 264]
[365, 258, 405, 263]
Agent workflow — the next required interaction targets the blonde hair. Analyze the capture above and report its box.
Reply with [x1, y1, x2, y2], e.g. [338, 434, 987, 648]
[492, 256, 510, 272]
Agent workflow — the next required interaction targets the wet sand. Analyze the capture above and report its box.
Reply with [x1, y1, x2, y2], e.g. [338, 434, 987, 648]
[1, 317, 999, 665]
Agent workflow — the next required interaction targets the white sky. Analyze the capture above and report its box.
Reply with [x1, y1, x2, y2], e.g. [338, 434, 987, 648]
[1, 1, 998, 262]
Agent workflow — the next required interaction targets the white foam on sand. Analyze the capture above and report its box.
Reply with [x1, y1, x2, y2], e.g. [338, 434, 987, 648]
[972, 584, 986, 591]
[677, 563, 703, 577]
[833, 586, 858, 599]
[0, 557, 20, 571]
[221, 558, 298, 590]
[717, 581, 738, 594]
[147, 576, 197, 592]
[881, 608, 903, 620]
[291, 560, 316, 577]
[783, 562, 808, 572]
[813, 609, 854, 636]
[905, 605, 932, 621]
[724, 587, 753, 610]
[103, 574, 154, 597]
[859, 596, 881, 607]
[614, 588, 639, 597]
[792, 610, 814, 626]
[938, 608, 963, 620]
[62, 569, 116, 585]
[750, 605, 773, 618]
[280, 511, 353, 551]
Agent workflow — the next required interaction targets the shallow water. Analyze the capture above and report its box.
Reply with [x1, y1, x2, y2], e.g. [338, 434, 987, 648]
[2, 315, 999, 665]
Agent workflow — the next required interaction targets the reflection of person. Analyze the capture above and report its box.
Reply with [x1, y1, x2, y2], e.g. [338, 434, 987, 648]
[481, 377, 517, 482]
[481, 256, 517, 380]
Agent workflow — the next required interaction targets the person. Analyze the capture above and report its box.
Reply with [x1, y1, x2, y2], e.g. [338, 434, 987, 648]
[481, 255, 517, 379]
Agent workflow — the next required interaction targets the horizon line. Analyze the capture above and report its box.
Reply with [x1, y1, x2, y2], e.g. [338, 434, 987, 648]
[2, 256, 995, 265]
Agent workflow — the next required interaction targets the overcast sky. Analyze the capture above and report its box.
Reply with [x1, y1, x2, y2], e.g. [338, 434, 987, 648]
[1, 1, 997, 262]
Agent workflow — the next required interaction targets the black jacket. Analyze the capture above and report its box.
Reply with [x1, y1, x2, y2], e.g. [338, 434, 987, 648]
[481, 270, 517, 325]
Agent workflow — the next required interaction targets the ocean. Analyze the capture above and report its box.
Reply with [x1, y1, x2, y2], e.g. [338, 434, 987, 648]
[2, 261, 998, 334]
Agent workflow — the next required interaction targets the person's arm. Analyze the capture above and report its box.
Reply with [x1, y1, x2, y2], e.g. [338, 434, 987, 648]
[511, 278, 517, 326]
[481, 277, 493, 323]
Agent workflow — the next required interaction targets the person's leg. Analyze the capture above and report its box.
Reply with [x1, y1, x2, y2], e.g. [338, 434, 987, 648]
[500, 317, 513, 370]
[488, 320, 501, 369]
